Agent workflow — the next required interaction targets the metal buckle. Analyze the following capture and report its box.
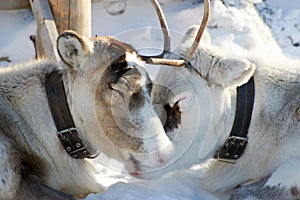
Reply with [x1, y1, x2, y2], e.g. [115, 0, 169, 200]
[215, 136, 248, 164]
[227, 136, 248, 145]
[57, 127, 78, 138]
[57, 127, 99, 159]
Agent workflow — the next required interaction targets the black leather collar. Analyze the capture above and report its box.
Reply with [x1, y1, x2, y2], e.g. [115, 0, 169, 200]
[214, 77, 255, 163]
[46, 71, 98, 159]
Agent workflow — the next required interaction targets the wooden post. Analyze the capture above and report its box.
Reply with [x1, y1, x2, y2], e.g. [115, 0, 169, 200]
[29, 0, 60, 62]
[29, 0, 91, 61]
[0, 0, 30, 10]
[49, 0, 91, 38]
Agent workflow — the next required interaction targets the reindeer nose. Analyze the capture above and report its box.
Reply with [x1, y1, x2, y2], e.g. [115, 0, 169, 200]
[155, 150, 168, 166]
[129, 171, 144, 179]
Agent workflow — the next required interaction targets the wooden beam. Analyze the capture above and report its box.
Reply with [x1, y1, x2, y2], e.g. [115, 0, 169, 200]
[0, 57, 11, 63]
[0, 0, 30, 10]
[49, 0, 91, 38]
[48, 0, 69, 35]
[29, 0, 92, 61]
[0, 0, 99, 10]
[69, 0, 91, 38]
[29, 0, 60, 62]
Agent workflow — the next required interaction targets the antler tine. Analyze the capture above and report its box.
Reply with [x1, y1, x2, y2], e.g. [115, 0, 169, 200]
[142, 0, 176, 66]
[146, 58, 185, 67]
[185, 0, 210, 62]
[144, 0, 210, 67]
[150, 0, 171, 55]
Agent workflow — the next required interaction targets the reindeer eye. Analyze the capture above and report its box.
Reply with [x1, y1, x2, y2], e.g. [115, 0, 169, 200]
[108, 83, 125, 99]
[111, 61, 133, 75]
[108, 83, 115, 90]
[108, 83, 120, 92]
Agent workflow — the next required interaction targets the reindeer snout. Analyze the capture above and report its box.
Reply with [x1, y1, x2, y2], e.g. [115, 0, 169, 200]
[155, 149, 170, 166]
[128, 149, 172, 179]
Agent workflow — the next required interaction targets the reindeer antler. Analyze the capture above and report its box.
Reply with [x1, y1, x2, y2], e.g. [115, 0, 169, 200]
[144, 0, 210, 67]
[139, 0, 171, 61]
[185, 0, 210, 61]
[150, 0, 171, 55]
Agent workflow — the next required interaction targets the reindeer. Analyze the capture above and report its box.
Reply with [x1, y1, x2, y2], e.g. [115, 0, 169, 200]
[0, 1, 175, 198]
[138, 0, 300, 199]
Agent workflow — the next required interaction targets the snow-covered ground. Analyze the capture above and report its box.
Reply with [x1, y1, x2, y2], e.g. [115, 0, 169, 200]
[0, 0, 299, 199]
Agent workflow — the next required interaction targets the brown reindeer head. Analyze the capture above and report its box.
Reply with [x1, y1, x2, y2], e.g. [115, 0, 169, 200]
[56, 30, 174, 175]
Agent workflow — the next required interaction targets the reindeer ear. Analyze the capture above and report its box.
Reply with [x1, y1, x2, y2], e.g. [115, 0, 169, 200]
[208, 57, 256, 88]
[57, 30, 92, 69]
[176, 25, 255, 88]
[174, 25, 211, 56]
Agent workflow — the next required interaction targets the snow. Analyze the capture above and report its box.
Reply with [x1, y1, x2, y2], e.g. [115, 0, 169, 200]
[0, 0, 299, 199]
[0, 9, 35, 64]
[84, 174, 220, 200]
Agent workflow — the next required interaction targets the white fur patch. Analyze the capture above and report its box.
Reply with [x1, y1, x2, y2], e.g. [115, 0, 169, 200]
[125, 51, 147, 85]
[266, 158, 300, 188]
[125, 52, 143, 67]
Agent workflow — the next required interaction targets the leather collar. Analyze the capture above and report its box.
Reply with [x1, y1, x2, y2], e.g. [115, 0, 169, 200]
[214, 77, 255, 163]
[46, 71, 98, 159]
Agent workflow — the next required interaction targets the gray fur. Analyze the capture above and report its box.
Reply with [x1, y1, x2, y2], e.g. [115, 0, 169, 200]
[151, 25, 300, 198]
[0, 31, 172, 199]
[230, 176, 300, 200]
[0, 62, 74, 199]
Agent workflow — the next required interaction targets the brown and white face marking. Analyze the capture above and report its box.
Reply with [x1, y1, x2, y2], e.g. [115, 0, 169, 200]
[57, 31, 173, 175]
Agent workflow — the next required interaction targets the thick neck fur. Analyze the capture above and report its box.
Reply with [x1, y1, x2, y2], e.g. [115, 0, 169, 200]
[166, 26, 300, 194]
[0, 60, 103, 195]
[197, 62, 300, 193]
